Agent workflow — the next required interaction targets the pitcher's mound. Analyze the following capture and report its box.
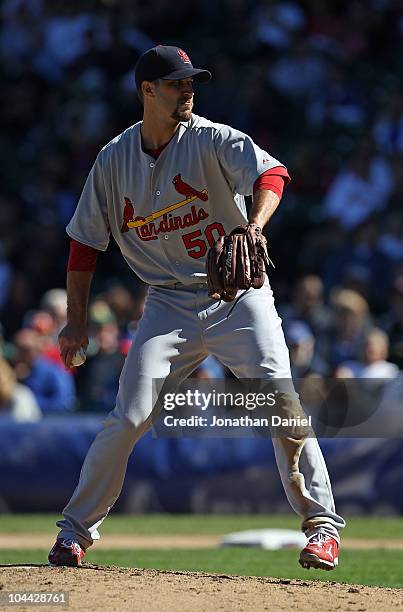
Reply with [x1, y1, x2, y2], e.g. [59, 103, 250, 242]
[0, 565, 400, 611]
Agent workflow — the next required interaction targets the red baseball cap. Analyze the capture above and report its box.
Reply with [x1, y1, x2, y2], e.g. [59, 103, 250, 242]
[135, 45, 211, 91]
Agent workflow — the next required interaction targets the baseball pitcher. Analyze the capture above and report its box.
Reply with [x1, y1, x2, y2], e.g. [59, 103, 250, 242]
[49, 46, 345, 571]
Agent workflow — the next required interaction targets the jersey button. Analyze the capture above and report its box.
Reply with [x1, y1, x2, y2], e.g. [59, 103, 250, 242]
[149, 162, 155, 168]
[164, 235, 169, 240]
[156, 190, 161, 196]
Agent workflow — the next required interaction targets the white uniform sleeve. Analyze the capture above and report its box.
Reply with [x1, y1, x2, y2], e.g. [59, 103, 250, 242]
[214, 125, 286, 196]
[66, 154, 110, 251]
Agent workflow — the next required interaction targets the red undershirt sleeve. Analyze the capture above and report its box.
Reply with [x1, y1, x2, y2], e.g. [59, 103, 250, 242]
[253, 166, 291, 199]
[67, 239, 100, 272]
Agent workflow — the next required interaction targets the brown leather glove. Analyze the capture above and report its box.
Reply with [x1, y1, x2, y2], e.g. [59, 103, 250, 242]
[206, 223, 274, 302]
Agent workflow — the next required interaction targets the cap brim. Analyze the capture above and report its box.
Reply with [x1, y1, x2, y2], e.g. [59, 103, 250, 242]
[160, 67, 211, 83]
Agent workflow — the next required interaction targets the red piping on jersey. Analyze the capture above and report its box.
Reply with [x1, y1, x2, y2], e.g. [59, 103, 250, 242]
[67, 239, 100, 272]
[253, 166, 291, 199]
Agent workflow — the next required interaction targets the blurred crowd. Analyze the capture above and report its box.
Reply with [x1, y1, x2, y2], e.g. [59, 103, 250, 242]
[1, 0, 403, 419]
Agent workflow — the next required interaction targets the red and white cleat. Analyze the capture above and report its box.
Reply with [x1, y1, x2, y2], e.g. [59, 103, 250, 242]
[299, 533, 339, 570]
[48, 539, 85, 567]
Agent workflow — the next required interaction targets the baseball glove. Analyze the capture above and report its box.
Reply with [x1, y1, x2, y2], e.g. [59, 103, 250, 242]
[206, 223, 274, 302]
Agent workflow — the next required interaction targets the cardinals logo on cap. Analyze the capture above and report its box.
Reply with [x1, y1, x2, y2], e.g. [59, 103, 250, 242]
[177, 49, 191, 64]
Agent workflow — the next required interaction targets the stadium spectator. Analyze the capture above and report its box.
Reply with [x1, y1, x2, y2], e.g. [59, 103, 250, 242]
[323, 218, 392, 310]
[23, 309, 64, 370]
[269, 37, 328, 99]
[0, 356, 42, 422]
[74, 301, 125, 413]
[323, 139, 394, 230]
[0, 0, 402, 415]
[0, 321, 14, 362]
[380, 276, 403, 369]
[42, 5, 105, 69]
[373, 91, 403, 155]
[279, 274, 334, 361]
[40, 288, 68, 335]
[328, 289, 370, 367]
[307, 62, 367, 128]
[12, 328, 75, 413]
[103, 284, 147, 336]
[251, 1, 306, 50]
[377, 211, 403, 263]
[280, 274, 333, 335]
[285, 320, 330, 379]
[338, 328, 399, 379]
[0, 244, 12, 311]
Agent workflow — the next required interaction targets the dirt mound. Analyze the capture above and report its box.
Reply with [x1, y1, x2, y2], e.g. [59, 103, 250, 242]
[0, 566, 401, 611]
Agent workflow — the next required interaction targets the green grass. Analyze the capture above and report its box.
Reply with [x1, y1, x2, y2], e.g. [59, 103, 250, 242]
[1, 548, 402, 588]
[1, 515, 403, 588]
[0, 514, 402, 539]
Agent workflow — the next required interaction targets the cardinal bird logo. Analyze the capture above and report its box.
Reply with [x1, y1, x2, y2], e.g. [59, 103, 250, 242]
[172, 174, 208, 201]
[121, 177, 208, 236]
[177, 49, 191, 64]
[121, 197, 135, 233]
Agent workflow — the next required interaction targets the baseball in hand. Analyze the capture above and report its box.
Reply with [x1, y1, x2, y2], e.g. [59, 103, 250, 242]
[71, 347, 87, 367]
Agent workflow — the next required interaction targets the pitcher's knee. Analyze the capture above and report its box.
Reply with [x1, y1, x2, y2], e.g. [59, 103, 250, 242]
[105, 408, 152, 441]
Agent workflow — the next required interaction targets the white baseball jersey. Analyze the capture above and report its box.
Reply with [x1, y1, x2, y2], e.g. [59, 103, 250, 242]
[57, 113, 345, 551]
[66, 114, 287, 285]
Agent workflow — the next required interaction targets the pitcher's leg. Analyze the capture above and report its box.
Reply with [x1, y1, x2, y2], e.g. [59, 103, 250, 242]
[57, 410, 151, 549]
[56, 289, 207, 549]
[272, 436, 345, 540]
[204, 282, 291, 378]
[204, 283, 345, 538]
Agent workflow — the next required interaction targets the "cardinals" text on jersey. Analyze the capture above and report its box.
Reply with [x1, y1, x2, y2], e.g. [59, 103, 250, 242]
[135, 205, 209, 241]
